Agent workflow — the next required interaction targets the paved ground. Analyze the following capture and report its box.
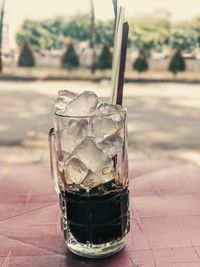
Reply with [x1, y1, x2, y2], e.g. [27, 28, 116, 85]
[0, 80, 200, 165]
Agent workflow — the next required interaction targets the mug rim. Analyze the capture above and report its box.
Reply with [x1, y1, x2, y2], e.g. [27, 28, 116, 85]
[54, 107, 127, 119]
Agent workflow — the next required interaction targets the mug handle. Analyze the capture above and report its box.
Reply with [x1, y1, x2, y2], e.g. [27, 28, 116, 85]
[49, 128, 60, 194]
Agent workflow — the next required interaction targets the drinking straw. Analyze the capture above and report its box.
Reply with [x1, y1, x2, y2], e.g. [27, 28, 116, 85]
[110, 8, 129, 168]
[116, 22, 129, 105]
[110, 6, 125, 104]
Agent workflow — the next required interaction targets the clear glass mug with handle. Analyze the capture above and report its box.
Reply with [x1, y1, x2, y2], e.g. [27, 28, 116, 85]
[49, 104, 130, 258]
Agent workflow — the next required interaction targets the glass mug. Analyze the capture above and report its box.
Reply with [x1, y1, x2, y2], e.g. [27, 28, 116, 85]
[49, 107, 130, 258]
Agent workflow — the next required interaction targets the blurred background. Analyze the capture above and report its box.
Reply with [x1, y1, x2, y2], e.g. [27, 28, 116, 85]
[0, 0, 200, 166]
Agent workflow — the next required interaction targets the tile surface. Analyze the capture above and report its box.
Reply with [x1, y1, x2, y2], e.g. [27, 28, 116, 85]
[1, 161, 200, 266]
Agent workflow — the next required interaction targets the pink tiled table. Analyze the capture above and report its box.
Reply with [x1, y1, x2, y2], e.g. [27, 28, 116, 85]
[1, 160, 200, 267]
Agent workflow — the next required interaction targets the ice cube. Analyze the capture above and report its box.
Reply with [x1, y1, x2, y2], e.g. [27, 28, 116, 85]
[81, 169, 114, 192]
[89, 116, 119, 141]
[66, 91, 98, 116]
[64, 157, 88, 185]
[61, 119, 88, 153]
[58, 90, 78, 100]
[55, 90, 78, 110]
[74, 137, 113, 174]
[80, 171, 100, 191]
[98, 132, 123, 157]
[98, 103, 125, 115]
[54, 96, 68, 110]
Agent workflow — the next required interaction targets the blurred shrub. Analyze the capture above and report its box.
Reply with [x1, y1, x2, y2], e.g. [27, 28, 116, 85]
[61, 43, 79, 69]
[17, 19, 63, 50]
[18, 41, 35, 67]
[16, 14, 200, 52]
[133, 46, 149, 73]
[97, 44, 112, 70]
[17, 15, 115, 50]
[168, 48, 186, 75]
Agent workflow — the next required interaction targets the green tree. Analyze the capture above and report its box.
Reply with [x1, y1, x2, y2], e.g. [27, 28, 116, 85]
[63, 14, 91, 41]
[16, 19, 63, 50]
[16, 14, 200, 52]
[133, 46, 149, 73]
[18, 41, 35, 67]
[197, 36, 200, 46]
[16, 15, 115, 50]
[128, 17, 170, 50]
[97, 44, 112, 70]
[61, 43, 79, 69]
[168, 48, 186, 75]
[96, 19, 114, 46]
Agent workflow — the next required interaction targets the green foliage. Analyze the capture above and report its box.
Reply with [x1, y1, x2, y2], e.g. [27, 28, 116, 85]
[63, 14, 91, 42]
[16, 14, 200, 52]
[16, 15, 114, 50]
[197, 36, 200, 46]
[62, 15, 114, 46]
[133, 46, 149, 73]
[16, 18, 63, 50]
[18, 41, 35, 67]
[61, 43, 79, 69]
[97, 44, 112, 70]
[168, 48, 186, 74]
[128, 17, 171, 50]
[96, 19, 115, 46]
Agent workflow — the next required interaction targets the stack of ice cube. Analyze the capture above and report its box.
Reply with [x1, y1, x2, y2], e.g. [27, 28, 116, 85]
[54, 90, 126, 192]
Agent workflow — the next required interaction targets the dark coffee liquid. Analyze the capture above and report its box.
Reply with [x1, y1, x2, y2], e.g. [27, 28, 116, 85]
[60, 189, 129, 244]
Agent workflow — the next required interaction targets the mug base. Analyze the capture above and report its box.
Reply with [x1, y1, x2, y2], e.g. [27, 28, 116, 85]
[66, 236, 126, 258]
